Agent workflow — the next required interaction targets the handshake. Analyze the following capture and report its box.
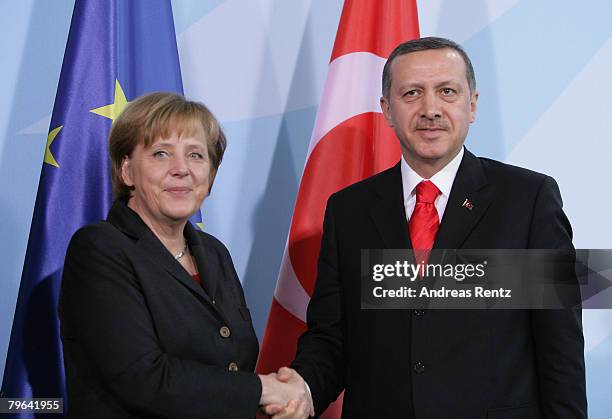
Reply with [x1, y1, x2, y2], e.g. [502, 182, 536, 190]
[258, 367, 314, 418]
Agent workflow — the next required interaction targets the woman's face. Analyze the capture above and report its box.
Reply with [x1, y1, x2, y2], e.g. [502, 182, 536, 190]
[121, 128, 210, 227]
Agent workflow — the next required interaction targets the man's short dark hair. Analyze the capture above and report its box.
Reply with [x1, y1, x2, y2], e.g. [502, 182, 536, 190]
[382, 37, 476, 98]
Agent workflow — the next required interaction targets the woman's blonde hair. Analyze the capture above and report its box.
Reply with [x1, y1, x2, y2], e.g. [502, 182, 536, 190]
[108, 92, 226, 200]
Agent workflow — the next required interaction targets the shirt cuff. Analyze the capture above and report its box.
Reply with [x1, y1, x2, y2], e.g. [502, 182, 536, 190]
[304, 379, 314, 417]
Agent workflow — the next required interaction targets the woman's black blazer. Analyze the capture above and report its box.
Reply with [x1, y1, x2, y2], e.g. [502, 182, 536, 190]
[60, 199, 261, 418]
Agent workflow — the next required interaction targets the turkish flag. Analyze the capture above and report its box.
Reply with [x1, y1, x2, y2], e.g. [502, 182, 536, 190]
[257, 1, 420, 417]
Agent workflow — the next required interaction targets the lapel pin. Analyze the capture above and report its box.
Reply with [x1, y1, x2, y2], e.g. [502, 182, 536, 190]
[462, 198, 474, 211]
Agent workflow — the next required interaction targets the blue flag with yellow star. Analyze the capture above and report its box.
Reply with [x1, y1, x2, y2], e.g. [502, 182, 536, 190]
[1, 0, 195, 413]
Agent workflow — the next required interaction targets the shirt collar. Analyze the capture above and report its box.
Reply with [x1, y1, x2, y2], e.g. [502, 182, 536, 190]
[400, 147, 464, 202]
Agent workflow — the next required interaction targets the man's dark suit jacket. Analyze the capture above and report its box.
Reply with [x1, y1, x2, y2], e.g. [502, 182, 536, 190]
[292, 149, 587, 419]
[59, 199, 261, 419]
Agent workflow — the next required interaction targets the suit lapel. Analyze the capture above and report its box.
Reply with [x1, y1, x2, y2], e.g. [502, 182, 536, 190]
[107, 200, 224, 316]
[137, 228, 210, 301]
[368, 163, 412, 250]
[434, 149, 495, 250]
[184, 223, 230, 321]
[184, 223, 219, 301]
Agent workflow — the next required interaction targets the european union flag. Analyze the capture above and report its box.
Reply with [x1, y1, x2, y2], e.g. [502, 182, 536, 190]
[1, 0, 194, 414]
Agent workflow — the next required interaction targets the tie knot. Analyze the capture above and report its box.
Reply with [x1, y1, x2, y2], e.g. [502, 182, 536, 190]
[415, 180, 440, 204]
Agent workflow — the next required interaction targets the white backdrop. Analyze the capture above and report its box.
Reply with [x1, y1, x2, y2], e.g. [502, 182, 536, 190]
[1, 1, 610, 416]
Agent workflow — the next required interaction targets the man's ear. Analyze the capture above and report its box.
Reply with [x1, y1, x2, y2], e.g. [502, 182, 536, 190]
[469, 90, 479, 123]
[120, 156, 134, 188]
[380, 96, 394, 127]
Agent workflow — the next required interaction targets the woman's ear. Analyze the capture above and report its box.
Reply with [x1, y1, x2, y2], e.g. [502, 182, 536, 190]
[120, 156, 134, 188]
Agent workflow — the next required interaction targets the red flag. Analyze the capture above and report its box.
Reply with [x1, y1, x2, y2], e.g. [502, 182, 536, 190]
[257, 1, 419, 416]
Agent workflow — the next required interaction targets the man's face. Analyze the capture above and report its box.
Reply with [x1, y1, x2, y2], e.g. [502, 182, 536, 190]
[380, 48, 478, 175]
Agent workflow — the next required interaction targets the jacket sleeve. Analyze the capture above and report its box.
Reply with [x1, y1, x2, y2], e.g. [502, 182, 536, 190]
[291, 194, 345, 415]
[60, 226, 261, 419]
[527, 176, 587, 419]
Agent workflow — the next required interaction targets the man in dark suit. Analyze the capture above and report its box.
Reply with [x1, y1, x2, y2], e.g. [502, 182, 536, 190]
[279, 37, 586, 418]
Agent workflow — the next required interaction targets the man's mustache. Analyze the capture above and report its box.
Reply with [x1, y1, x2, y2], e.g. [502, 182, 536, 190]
[415, 120, 449, 130]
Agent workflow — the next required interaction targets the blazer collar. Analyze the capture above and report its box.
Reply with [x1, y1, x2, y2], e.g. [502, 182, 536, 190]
[184, 221, 220, 300]
[107, 200, 225, 318]
[368, 163, 412, 250]
[367, 148, 495, 252]
[107, 198, 150, 240]
[433, 148, 495, 250]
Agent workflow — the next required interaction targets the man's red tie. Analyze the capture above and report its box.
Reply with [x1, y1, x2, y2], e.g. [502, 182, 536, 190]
[409, 180, 441, 267]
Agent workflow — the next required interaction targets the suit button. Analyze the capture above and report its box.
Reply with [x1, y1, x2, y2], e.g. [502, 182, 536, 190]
[413, 361, 426, 374]
[228, 362, 239, 372]
[219, 326, 231, 338]
[414, 309, 426, 316]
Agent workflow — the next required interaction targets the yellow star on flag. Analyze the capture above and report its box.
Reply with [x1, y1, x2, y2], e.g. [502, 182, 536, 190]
[196, 222, 204, 231]
[44, 125, 63, 168]
[90, 79, 129, 121]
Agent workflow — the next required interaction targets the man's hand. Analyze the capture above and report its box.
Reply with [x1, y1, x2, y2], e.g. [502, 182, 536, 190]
[258, 367, 314, 418]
